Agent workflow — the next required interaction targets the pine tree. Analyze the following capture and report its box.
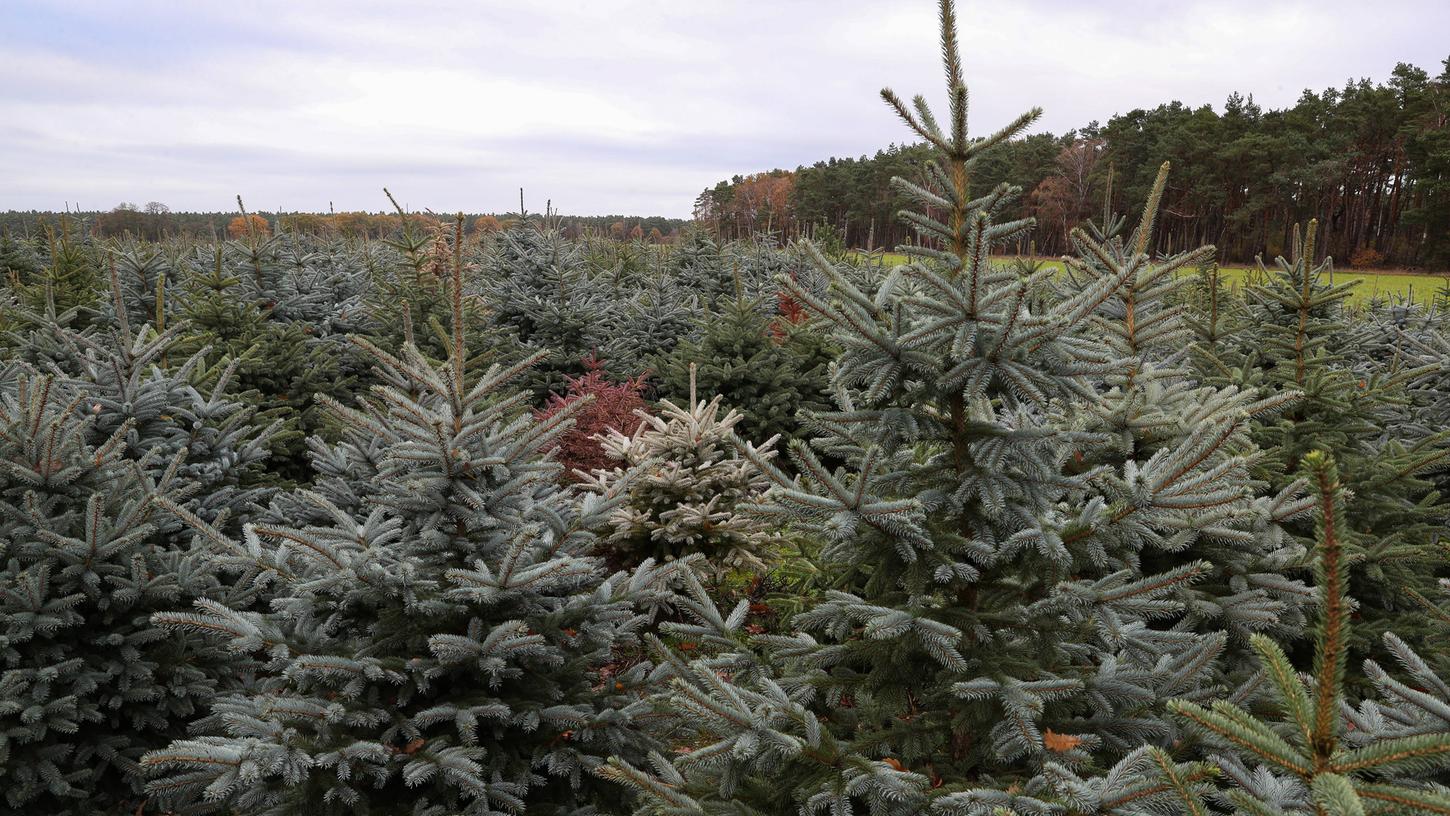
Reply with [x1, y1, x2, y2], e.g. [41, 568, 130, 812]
[1171, 451, 1450, 815]
[580, 365, 780, 575]
[0, 369, 241, 815]
[603, 3, 1292, 812]
[141, 252, 694, 815]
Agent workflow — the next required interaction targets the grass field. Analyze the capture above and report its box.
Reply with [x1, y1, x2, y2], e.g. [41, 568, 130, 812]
[855, 252, 1450, 306]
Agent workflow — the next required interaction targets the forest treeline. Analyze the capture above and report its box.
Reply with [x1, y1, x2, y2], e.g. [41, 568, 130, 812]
[696, 58, 1450, 269]
[0, 205, 688, 244]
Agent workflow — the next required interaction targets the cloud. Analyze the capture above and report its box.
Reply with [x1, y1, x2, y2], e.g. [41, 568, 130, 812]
[1, 0, 1446, 216]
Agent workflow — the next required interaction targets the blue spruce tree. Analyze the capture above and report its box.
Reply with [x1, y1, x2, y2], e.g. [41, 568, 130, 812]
[0, 367, 243, 814]
[141, 250, 695, 815]
[604, 2, 1315, 813]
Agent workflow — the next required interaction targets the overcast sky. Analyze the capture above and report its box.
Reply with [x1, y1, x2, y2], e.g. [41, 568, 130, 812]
[2, 0, 1446, 217]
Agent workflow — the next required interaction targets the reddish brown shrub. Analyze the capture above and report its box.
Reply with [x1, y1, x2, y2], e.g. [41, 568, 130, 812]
[535, 355, 649, 479]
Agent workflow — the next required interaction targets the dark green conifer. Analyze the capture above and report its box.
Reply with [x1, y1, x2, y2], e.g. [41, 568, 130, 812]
[655, 297, 833, 451]
[1172, 451, 1450, 815]
[1194, 222, 1450, 681]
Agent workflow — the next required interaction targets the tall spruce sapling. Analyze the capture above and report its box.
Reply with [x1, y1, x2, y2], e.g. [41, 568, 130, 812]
[1182, 259, 1251, 362]
[9, 216, 104, 325]
[367, 208, 521, 377]
[585, 233, 652, 295]
[1388, 569, 1450, 744]
[221, 198, 288, 300]
[0, 371, 241, 815]
[165, 240, 361, 485]
[141, 241, 694, 815]
[256, 230, 373, 332]
[482, 217, 615, 400]
[604, 2, 1305, 813]
[1171, 451, 1450, 815]
[0, 232, 42, 283]
[669, 229, 730, 309]
[0, 233, 44, 337]
[723, 234, 802, 310]
[102, 244, 178, 334]
[1350, 301, 1450, 498]
[1057, 165, 1314, 645]
[13, 262, 284, 532]
[601, 274, 703, 377]
[1194, 222, 1450, 678]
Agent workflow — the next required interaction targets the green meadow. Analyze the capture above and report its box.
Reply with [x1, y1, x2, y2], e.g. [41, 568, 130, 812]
[856, 251, 1449, 306]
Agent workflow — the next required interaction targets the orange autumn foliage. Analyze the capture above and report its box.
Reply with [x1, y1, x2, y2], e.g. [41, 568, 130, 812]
[226, 214, 271, 239]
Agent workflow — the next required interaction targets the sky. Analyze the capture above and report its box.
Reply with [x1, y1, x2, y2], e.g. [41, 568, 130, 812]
[2, 0, 1447, 218]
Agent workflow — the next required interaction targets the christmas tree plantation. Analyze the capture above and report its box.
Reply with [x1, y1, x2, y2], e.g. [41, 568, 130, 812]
[2, 1, 1450, 813]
